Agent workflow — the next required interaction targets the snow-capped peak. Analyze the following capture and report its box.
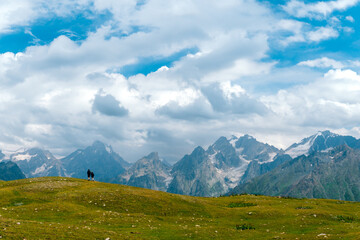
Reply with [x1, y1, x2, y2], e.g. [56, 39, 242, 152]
[285, 130, 341, 158]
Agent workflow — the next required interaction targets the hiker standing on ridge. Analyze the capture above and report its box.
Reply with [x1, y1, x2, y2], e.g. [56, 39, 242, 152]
[91, 171, 95, 181]
[87, 169, 91, 181]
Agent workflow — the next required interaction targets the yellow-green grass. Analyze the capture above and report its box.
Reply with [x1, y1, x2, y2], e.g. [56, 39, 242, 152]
[0, 177, 359, 239]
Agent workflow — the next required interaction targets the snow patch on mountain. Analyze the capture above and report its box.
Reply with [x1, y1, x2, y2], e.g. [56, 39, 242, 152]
[209, 151, 218, 165]
[12, 153, 33, 162]
[285, 132, 321, 158]
[260, 152, 278, 164]
[229, 135, 238, 148]
[164, 175, 173, 187]
[105, 146, 111, 153]
[285, 141, 312, 158]
[216, 164, 249, 190]
[32, 163, 48, 175]
[235, 147, 244, 156]
[321, 147, 334, 153]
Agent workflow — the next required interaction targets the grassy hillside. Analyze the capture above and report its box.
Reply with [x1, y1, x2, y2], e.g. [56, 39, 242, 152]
[0, 178, 360, 239]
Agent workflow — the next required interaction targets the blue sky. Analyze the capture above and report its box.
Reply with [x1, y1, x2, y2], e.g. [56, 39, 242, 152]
[1, 0, 360, 162]
[0, 12, 109, 53]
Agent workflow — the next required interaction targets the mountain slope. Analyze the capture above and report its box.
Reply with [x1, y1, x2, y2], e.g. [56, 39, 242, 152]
[61, 141, 128, 182]
[0, 161, 26, 180]
[231, 145, 360, 201]
[1, 177, 360, 239]
[115, 152, 171, 191]
[239, 153, 292, 184]
[167, 146, 223, 196]
[8, 148, 66, 178]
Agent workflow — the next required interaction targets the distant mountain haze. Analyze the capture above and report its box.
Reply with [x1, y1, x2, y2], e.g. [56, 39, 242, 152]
[8, 148, 66, 178]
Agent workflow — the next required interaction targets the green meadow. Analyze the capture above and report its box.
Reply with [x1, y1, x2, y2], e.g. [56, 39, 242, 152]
[0, 177, 360, 239]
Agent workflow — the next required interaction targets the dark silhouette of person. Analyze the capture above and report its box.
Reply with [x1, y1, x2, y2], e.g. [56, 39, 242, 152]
[91, 171, 95, 181]
[87, 169, 91, 181]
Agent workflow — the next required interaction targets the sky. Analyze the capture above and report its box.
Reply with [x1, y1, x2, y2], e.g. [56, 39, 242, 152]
[1, 0, 360, 163]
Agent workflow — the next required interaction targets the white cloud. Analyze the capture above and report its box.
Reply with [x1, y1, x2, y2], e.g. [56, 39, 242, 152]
[1, 0, 360, 163]
[262, 69, 360, 129]
[346, 15, 355, 22]
[92, 90, 129, 117]
[277, 19, 306, 45]
[0, 0, 41, 33]
[276, 19, 344, 45]
[283, 0, 360, 19]
[298, 57, 344, 69]
[0, 0, 282, 162]
[307, 26, 339, 42]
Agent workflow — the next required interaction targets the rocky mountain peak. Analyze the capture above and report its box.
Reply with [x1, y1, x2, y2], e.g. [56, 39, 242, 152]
[133, 152, 162, 168]
[146, 152, 159, 160]
[91, 141, 112, 152]
[235, 134, 260, 148]
[191, 146, 206, 157]
[213, 136, 228, 145]
[320, 130, 338, 138]
[115, 152, 171, 192]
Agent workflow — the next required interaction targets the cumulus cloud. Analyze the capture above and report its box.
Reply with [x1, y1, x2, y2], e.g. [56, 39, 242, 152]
[307, 26, 339, 42]
[298, 57, 344, 69]
[202, 82, 268, 115]
[1, 0, 360, 163]
[346, 15, 355, 22]
[283, 0, 360, 19]
[92, 90, 129, 117]
[278, 1, 358, 45]
[262, 69, 360, 128]
[277, 19, 306, 45]
[276, 20, 345, 45]
[156, 97, 214, 120]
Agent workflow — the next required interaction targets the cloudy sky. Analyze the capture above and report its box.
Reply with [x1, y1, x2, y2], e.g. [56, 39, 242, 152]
[1, 0, 360, 162]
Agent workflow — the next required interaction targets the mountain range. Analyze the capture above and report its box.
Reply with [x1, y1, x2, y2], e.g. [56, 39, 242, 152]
[231, 145, 360, 201]
[1, 141, 130, 183]
[2, 130, 360, 200]
[9, 148, 66, 178]
[167, 135, 282, 196]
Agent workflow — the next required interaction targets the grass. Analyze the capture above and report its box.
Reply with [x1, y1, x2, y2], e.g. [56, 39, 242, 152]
[227, 201, 257, 208]
[0, 177, 360, 239]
